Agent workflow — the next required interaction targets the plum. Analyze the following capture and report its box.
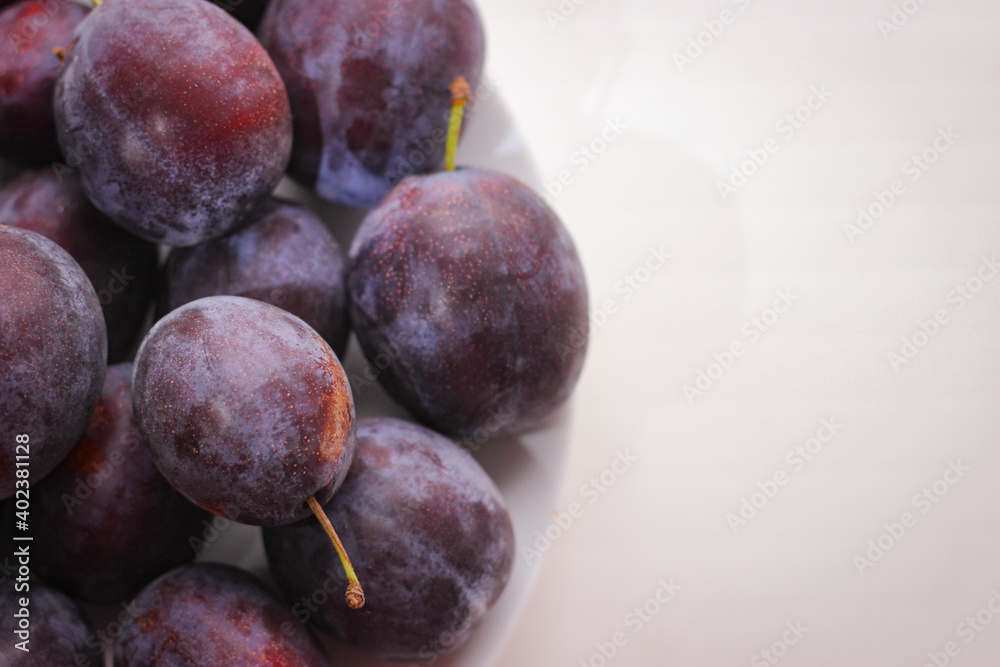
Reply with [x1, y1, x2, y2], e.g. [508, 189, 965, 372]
[115, 563, 328, 666]
[0, 0, 89, 166]
[265, 417, 514, 661]
[0, 169, 158, 360]
[207, 0, 269, 29]
[132, 296, 355, 527]
[53, 0, 292, 246]
[0, 227, 106, 500]
[161, 198, 350, 358]
[29, 363, 211, 604]
[0, 578, 103, 666]
[258, 0, 485, 207]
[348, 168, 589, 436]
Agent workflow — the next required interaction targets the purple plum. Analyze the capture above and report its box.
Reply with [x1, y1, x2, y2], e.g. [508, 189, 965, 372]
[264, 417, 515, 661]
[115, 563, 328, 666]
[53, 0, 292, 245]
[258, 0, 485, 207]
[0, 578, 102, 665]
[132, 296, 355, 526]
[0, 169, 158, 361]
[0, 0, 89, 166]
[161, 198, 349, 357]
[30, 363, 211, 604]
[348, 168, 589, 436]
[0, 227, 106, 500]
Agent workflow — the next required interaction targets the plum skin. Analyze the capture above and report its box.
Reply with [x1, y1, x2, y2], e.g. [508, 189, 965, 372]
[30, 363, 211, 604]
[53, 0, 293, 246]
[348, 168, 590, 437]
[0, 579, 103, 666]
[258, 0, 485, 208]
[0, 0, 89, 166]
[0, 170, 158, 361]
[0, 227, 106, 500]
[161, 198, 350, 358]
[115, 563, 327, 666]
[207, 0, 269, 29]
[132, 296, 355, 526]
[264, 417, 515, 661]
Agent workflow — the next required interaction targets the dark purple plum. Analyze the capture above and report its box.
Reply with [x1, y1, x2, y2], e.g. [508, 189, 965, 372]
[161, 198, 349, 357]
[30, 363, 211, 604]
[0, 578, 103, 666]
[0, 157, 18, 185]
[115, 563, 327, 666]
[0, 0, 89, 166]
[207, 0, 269, 29]
[347, 168, 589, 437]
[265, 417, 514, 661]
[0, 227, 106, 500]
[0, 170, 158, 361]
[258, 0, 485, 208]
[133, 296, 355, 526]
[53, 0, 292, 246]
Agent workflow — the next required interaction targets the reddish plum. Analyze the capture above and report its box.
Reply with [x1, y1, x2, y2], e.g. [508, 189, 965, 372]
[53, 0, 292, 246]
[161, 198, 349, 357]
[114, 563, 328, 666]
[0, 170, 158, 360]
[258, 0, 485, 207]
[0, 0, 89, 166]
[0, 227, 106, 500]
[264, 417, 515, 661]
[132, 296, 355, 526]
[30, 363, 210, 604]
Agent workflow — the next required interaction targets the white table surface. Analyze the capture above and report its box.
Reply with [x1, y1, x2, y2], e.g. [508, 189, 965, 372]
[482, 1, 1000, 665]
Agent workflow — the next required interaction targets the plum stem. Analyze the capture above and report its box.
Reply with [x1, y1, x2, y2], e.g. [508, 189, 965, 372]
[306, 495, 365, 609]
[445, 77, 471, 171]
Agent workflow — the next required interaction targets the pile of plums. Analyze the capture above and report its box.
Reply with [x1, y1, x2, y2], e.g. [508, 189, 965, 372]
[0, 0, 589, 663]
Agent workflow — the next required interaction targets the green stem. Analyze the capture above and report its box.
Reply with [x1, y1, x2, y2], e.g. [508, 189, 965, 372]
[445, 77, 471, 171]
[307, 496, 364, 609]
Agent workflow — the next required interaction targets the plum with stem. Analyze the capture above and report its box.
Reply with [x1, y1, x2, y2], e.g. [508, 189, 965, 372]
[347, 79, 589, 437]
[257, 0, 485, 208]
[264, 417, 515, 661]
[133, 295, 365, 607]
